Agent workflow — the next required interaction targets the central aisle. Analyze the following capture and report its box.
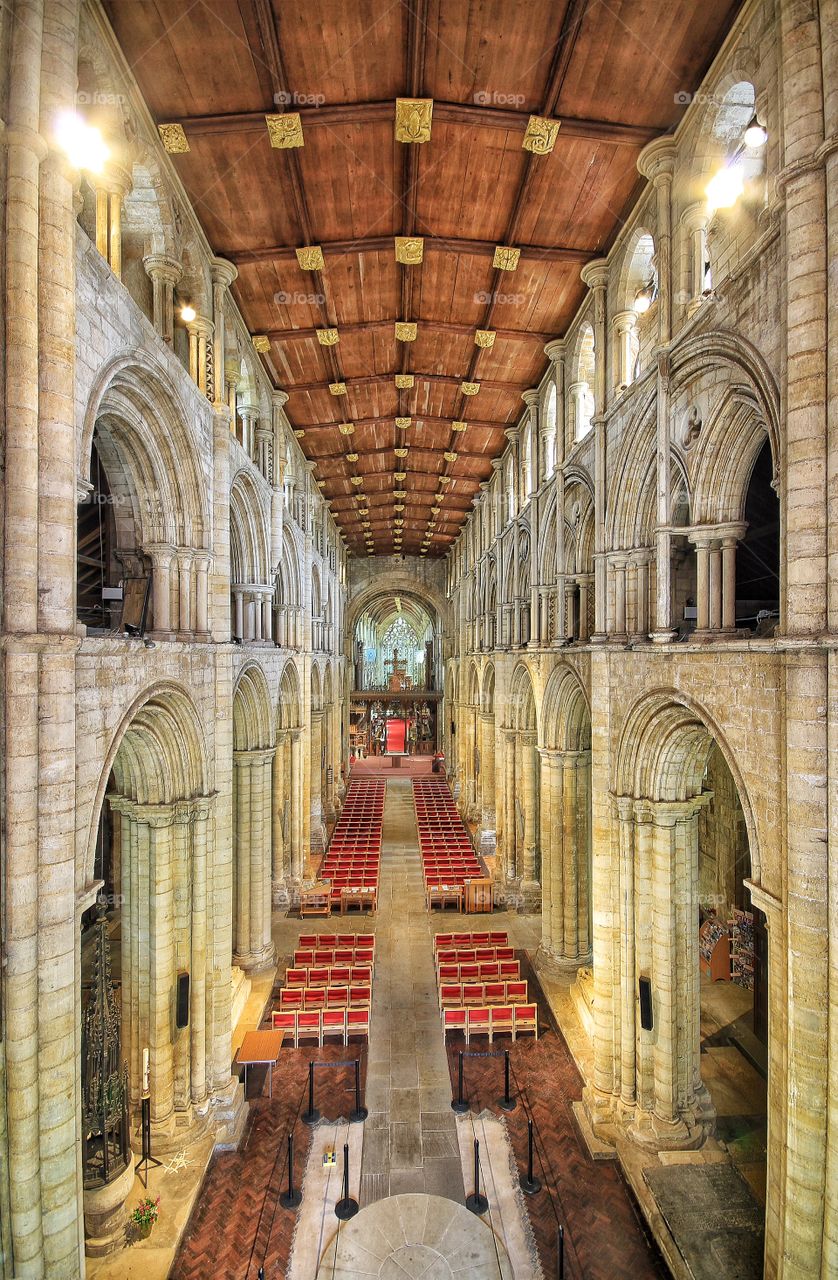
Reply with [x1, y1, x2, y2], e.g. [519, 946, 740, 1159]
[360, 779, 465, 1204]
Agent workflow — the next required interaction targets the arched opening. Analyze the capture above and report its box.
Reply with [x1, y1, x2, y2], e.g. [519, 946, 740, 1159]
[570, 324, 596, 442]
[230, 471, 271, 644]
[77, 439, 125, 632]
[736, 438, 780, 632]
[350, 591, 442, 761]
[84, 688, 216, 1148]
[609, 696, 768, 1219]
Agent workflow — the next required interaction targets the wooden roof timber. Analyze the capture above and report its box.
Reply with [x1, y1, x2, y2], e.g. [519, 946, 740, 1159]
[280, 371, 525, 394]
[169, 100, 658, 149]
[227, 235, 593, 267]
[265, 319, 555, 345]
[297, 414, 508, 434]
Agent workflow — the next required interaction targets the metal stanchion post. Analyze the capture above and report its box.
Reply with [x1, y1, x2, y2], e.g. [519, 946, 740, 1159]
[465, 1138, 489, 1214]
[498, 1048, 516, 1112]
[521, 1117, 542, 1195]
[335, 1142, 359, 1220]
[279, 1130, 302, 1209]
[557, 1224, 565, 1278]
[302, 1060, 319, 1125]
[452, 1049, 468, 1113]
[350, 1057, 368, 1122]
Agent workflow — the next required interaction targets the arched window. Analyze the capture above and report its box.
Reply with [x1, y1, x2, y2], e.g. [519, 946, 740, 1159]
[506, 455, 517, 520]
[572, 325, 596, 441]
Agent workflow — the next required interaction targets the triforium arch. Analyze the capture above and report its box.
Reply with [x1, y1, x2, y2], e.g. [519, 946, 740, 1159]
[587, 690, 764, 1171]
[231, 664, 276, 972]
[92, 683, 222, 1148]
[272, 661, 304, 904]
[499, 664, 540, 905]
[538, 668, 593, 970]
[77, 353, 210, 639]
[230, 469, 272, 644]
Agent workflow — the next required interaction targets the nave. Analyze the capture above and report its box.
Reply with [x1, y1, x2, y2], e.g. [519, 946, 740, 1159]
[157, 779, 665, 1280]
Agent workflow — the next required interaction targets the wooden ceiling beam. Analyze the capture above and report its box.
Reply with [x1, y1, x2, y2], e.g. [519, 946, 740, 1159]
[311, 444, 490, 464]
[171, 100, 657, 148]
[282, 371, 523, 394]
[228, 234, 592, 266]
[297, 413, 509, 434]
[264, 319, 555, 345]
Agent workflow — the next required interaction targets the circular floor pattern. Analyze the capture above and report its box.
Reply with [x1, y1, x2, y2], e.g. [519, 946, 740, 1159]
[317, 1192, 513, 1279]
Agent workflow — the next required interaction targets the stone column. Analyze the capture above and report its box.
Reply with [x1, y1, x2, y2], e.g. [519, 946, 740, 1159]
[289, 728, 304, 883]
[612, 310, 638, 389]
[638, 138, 677, 345]
[519, 733, 540, 901]
[209, 257, 237, 409]
[271, 733, 289, 906]
[580, 260, 609, 641]
[478, 712, 496, 855]
[189, 800, 212, 1109]
[146, 808, 176, 1134]
[681, 202, 710, 315]
[186, 316, 214, 399]
[612, 555, 628, 639]
[523, 388, 541, 644]
[232, 751, 275, 972]
[148, 544, 174, 637]
[194, 553, 211, 638]
[615, 796, 637, 1110]
[631, 552, 651, 640]
[177, 550, 193, 635]
[143, 254, 182, 343]
[708, 539, 722, 631]
[651, 351, 677, 641]
[692, 532, 712, 632]
[309, 711, 324, 855]
[538, 749, 559, 955]
[503, 730, 517, 884]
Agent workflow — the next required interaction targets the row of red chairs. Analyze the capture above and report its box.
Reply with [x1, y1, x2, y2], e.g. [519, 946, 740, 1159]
[321, 779, 384, 912]
[443, 1004, 538, 1043]
[286, 964, 373, 987]
[413, 780, 484, 891]
[293, 947, 373, 967]
[436, 947, 514, 966]
[438, 960, 520, 982]
[298, 933, 374, 950]
[271, 1007, 369, 1046]
[434, 931, 508, 950]
[439, 980, 528, 1008]
[279, 985, 370, 1010]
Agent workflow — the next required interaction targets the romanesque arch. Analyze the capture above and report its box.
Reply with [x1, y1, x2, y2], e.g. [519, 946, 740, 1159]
[230, 469, 272, 643]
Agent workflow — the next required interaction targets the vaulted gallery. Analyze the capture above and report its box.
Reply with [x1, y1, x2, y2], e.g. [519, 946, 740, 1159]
[0, 0, 835, 1277]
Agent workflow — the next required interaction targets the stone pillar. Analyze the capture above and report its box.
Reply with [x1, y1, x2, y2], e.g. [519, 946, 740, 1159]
[612, 555, 628, 639]
[721, 535, 738, 632]
[148, 544, 174, 637]
[209, 257, 237, 409]
[651, 350, 677, 641]
[271, 733, 289, 906]
[580, 260, 609, 641]
[143, 254, 182, 343]
[503, 730, 517, 883]
[94, 163, 131, 279]
[194, 554, 211, 637]
[638, 138, 677, 345]
[681, 202, 710, 315]
[186, 316, 214, 399]
[692, 533, 712, 632]
[519, 733, 540, 902]
[612, 310, 638, 389]
[289, 728, 304, 883]
[708, 540, 722, 631]
[177, 550, 193, 635]
[538, 749, 559, 955]
[232, 751, 276, 972]
[478, 712, 496, 854]
[309, 711, 324, 855]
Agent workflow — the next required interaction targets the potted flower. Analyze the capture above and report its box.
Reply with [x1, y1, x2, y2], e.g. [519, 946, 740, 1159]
[130, 1196, 160, 1240]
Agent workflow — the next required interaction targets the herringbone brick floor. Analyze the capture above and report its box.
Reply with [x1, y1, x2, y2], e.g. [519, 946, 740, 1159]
[170, 1040, 367, 1280]
[444, 954, 669, 1280]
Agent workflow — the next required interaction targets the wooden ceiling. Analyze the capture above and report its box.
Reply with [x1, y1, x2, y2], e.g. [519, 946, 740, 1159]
[105, 0, 741, 558]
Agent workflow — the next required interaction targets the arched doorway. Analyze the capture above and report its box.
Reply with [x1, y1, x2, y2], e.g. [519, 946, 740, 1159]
[591, 693, 767, 1196]
[87, 687, 217, 1145]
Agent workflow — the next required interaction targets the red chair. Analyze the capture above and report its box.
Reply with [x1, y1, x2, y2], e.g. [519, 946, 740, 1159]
[496, 948, 514, 961]
[466, 1007, 491, 1044]
[349, 985, 371, 1007]
[463, 983, 484, 1006]
[347, 1008, 369, 1042]
[490, 932, 509, 946]
[296, 1009, 322, 1046]
[460, 964, 479, 982]
[322, 1008, 347, 1044]
[271, 1009, 296, 1040]
[443, 1007, 466, 1038]
[285, 968, 307, 987]
[472, 933, 490, 947]
[304, 988, 326, 1010]
[320, 934, 337, 949]
[506, 981, 528, 1003]
[331, 966, 351, 985]
[326, 986, 348, 1008]
[514, 1004, 538, 1040]
[334, 948, 354, 964]
[479, 962, 500, 980]
[308, 967, 329, 988]
[350, 966, 372, 985]
[280, 988, 303, 1011]
[298, 934, 318, 949]
[490, 1006, 514, 1040]
[294, 949, 314, 967]
[484, 982, 505, 1005]
[439, 984, 462, 1009]
[500, 960, 520, 978]
[438, 964, 458, 982]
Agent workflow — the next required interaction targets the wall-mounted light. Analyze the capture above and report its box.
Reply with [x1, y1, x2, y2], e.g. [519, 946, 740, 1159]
[180, 304, 196, 323]
[706, 163, 744, 213]
[743, 117, 767, 148]
[55, 111, 109, 174]
[633, 278, 656, 314]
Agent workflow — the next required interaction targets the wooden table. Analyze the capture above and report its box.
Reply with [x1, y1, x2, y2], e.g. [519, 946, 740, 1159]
[300, 886, 331, 917]
[427, 884, 463, 912]
[341, 886, 377, 914]
[236, 1029, 284, 1098]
